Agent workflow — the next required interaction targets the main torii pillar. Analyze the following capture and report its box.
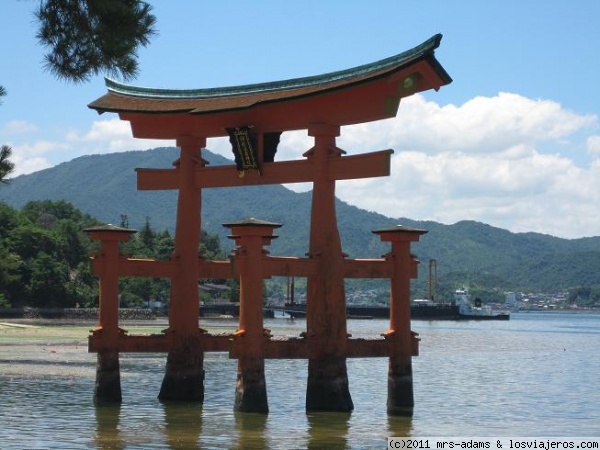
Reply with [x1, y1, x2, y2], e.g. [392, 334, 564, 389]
[159, 135, 207, 401]
[305, 123, 353, 411]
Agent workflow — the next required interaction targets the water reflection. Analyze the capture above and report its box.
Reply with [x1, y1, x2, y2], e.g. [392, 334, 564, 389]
[306, 412, 351, 449]
[162, 401, 203, 449]
[387, 414, 414, 439]
[94, 404, 124, 450]
[233, 411, 268, 449]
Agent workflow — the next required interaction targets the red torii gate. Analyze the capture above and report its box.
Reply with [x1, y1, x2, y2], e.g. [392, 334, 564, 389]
[86, 34, 451, 414]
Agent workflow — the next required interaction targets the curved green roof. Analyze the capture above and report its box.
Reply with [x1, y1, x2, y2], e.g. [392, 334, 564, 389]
[104, 34, 449, 100]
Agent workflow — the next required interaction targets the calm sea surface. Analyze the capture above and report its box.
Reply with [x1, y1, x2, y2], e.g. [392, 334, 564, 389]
[1, 312, 599, 449]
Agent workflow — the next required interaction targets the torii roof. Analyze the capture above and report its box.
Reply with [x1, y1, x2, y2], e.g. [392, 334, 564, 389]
[88, 34, 451, 139]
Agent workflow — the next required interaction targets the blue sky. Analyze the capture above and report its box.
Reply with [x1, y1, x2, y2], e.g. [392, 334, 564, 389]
[1, 0, 599, 238]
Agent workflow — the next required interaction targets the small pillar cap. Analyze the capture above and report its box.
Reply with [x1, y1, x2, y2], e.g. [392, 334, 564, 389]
[372, 225, 427, 235]
[223, 218, 281, 242]
[222, 217, 282, 229]
[84, 224, 137, 241]
[84, 224, 137, 234]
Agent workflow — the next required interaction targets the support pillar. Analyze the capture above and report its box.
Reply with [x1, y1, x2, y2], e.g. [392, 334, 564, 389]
[94, 349, 121, 403]
[85, 225, 136, 403]
[375, 226, 426, 416]
[160, 135, 207, 401]
[224, 218, 281, 413]
[305, 123, 353, 412]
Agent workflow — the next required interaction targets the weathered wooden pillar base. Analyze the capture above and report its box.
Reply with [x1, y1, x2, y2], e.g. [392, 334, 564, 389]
[94, 350, 122, 404]
[234, 359, 268, 413]
[159, 347, 205, 402]
[306, 357, 353, 412]
[387, 357, 414, 416]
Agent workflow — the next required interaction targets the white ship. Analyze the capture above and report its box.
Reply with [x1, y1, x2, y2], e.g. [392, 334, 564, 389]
[454, 289, 510, 320]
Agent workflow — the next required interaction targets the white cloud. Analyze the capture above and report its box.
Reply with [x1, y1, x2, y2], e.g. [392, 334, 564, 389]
[330, 94, 599, 238]
[279, 131, 313, 160]
[8, 140, 71, 176]
[67, 118, 175, 153]
[7, 93, 600, 238]
[2, 120, 38, 135]
[588, 135, 600, 158]
[336, 93, 596, 156]
[338, 148, 594, 228]
[206, 136, 232, 158]
[13, 157, 52, 176]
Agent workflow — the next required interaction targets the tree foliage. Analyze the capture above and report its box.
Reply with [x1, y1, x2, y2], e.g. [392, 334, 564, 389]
[35, 0, 157, 82]
[0, 200, 230, 310]
[0, 146, 15, 184]
[567, 287, 600, 307]
[0, 200, 100, 307]
[1, 74, 12, 181]
[118, 217, 231, 308]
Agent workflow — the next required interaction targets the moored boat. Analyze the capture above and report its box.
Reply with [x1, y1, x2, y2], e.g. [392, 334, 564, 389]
[270, 298, 510, 321]
[454, 289, 510, 320]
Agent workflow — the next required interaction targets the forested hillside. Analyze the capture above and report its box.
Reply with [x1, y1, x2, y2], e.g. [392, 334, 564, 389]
[2, 147, 600, 295]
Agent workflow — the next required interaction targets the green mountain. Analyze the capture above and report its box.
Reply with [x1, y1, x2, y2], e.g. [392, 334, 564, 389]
[2, 147, 600, 294]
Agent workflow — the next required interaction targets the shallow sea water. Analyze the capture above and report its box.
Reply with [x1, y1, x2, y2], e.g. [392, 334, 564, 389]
[1, 312, 599, 449]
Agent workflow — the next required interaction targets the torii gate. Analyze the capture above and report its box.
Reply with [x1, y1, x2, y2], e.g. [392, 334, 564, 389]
[87, 34, 451, 414]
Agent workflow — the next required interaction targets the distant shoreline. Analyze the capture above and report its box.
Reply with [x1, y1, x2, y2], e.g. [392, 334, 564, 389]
[514, 308, 600, 314]
[1, 307, 598, 329]
[0, 307, 160, 322]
